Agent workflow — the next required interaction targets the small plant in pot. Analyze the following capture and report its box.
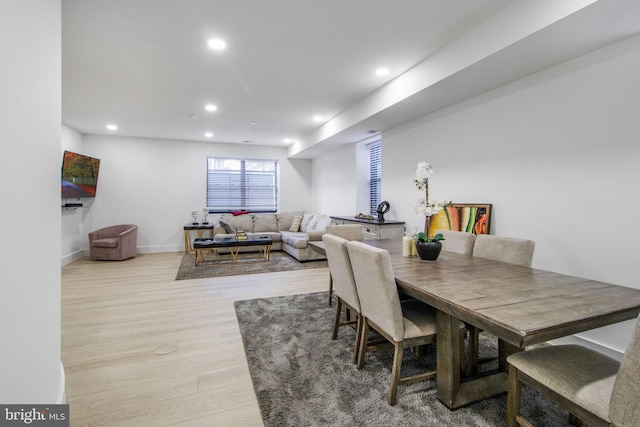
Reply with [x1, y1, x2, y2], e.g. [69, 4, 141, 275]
[413, 232, 445, 260]
[413, 161, 451, 260]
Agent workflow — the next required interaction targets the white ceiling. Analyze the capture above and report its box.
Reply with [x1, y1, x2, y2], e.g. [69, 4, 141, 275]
[62, 0, 640, 158]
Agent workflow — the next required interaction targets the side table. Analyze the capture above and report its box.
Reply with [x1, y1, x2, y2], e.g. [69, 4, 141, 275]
[183, 224, 215, 254]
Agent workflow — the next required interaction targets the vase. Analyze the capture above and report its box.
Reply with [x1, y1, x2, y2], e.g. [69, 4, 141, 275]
[415, 241, 442, 261]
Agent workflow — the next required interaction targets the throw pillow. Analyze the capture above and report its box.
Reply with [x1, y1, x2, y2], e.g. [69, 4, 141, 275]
[299, 213, 314, 232]
[219, 219, 236, 234]
[307, 215, 320, 231]
[289, 214, 303, 232]
[315, 216, 332, 232]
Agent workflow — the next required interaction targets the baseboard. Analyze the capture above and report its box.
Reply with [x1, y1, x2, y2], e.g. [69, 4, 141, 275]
[136, 244, 182, 254]
[61, 250, 84, 266]
[550, 335, 624, 361]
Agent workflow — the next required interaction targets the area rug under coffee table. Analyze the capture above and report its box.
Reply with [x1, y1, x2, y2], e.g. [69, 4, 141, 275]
[234, 292, 568, 427]
[175, 252, 327, 280]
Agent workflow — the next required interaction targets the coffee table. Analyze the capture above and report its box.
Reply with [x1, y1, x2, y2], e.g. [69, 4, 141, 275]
[193, 236, 273, 266]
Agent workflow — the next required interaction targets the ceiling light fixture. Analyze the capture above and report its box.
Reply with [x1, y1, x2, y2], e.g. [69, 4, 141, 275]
[204, 132, 214, 138]
[106, 124, 118, 131]
[375, 68, 390, 76]
[207, 38, 227, 50]
[313, 116, 323, 122]
[204, 104, 217, 112]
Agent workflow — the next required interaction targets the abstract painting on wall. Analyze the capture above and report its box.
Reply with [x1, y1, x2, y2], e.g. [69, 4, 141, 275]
[429, 204, 492, 237]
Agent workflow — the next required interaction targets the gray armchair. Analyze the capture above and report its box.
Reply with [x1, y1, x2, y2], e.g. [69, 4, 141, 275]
[88, 224, 138, 261]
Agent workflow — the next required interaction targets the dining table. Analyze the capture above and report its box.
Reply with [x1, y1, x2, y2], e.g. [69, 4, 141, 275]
[310, 238, 640, 409]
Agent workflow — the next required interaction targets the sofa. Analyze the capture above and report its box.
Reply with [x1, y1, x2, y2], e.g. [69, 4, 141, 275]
[212, 212, 330, 261]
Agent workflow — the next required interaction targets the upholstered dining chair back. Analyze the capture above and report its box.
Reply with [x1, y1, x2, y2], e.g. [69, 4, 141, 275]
[326, 224, 364, 241]
[507, 314, 640, 426]
[609, 314, 640, 426]
[346, 241, 404, 342]
[322, 234, 360, 313]
[473, 234, 535, 267]
[435, 229, 476, 255]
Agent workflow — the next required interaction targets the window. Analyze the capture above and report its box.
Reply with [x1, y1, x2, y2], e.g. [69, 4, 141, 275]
[368, 142, 381, 215]
[206, 157, 278, 212]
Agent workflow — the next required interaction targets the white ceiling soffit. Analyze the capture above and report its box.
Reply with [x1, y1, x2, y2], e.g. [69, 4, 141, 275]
[289, 0, 640, 159]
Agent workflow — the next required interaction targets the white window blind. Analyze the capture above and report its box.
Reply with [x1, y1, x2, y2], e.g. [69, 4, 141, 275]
[368, 142, 382, 215]
[206, 157, 278, 212]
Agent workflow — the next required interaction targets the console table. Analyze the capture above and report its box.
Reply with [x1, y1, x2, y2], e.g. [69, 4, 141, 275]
[183, 224, 215, 254]
[330, 216, 405, 240]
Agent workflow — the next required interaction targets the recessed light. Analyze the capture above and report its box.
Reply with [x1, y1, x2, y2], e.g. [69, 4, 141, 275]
[375, 68, 390, 76]
[284, 138, 293, 143]
[106, 124, 118, 131]
[313, 116, 323, 122]
[204, 104, 217, 112]
[207, 38, 227, 50]
[204, 132, 214, 138]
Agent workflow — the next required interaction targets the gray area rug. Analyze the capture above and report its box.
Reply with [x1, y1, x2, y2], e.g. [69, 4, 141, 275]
[175, 251, 327, 280]
[235, 292, 569, 427]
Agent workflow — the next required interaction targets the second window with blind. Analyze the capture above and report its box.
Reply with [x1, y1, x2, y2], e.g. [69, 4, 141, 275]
[206, 157, 279, 213]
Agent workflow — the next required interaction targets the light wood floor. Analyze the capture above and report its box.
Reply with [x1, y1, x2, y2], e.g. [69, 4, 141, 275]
[62, 252, 329, 426]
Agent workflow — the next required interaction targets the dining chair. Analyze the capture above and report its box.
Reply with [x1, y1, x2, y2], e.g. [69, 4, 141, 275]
[346, 240, 464, 405]
[322, 234, 363, 364]
[326, 224, 364, 241]
[472, 234, 535, 267]
[507, 314, 640, 427]
[325, 224, 364, 305]
[467, 234, 536, 374]
[435, 229, 476, 255]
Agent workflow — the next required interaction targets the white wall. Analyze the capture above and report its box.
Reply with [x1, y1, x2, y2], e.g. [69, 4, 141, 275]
[70, 135, 313, 253]
[313, 34, 640, 355]
[311, 143, 358, 215]
[0, 0, 64, 403]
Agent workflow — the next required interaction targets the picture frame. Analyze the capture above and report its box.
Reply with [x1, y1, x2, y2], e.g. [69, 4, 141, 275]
[429, 203, 492, 237]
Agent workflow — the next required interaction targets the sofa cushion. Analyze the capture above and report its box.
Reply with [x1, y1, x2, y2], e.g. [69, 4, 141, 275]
[277, 211, 303, 231]
[92, 238, 119, 248]
[281, 231, 309, 249]
[220, 213, 254, 232]
[252, 231, 282, 242]
[253, 214, 277, 232]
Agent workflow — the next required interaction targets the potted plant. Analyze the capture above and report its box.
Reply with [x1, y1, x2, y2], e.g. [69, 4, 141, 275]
[413, 231, 445, 260]
[414, 161, 450, 260]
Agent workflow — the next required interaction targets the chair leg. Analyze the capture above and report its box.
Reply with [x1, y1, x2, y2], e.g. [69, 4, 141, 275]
[331, 298, 343, 340]
[357, 320, 369, 370]
[352, 313, 363, 364]
[388, 342, 404, 406]
[328, 273, 333, 305]
[506, 364, 522, 427]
